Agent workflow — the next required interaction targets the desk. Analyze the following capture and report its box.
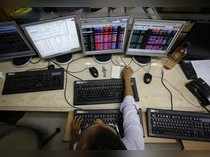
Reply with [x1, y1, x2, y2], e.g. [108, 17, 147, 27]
[0, 54, 209, 150]
[0, 53, 203, 112]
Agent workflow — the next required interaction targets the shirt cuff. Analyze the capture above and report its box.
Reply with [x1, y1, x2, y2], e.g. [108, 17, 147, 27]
[120, 96, 138, 112]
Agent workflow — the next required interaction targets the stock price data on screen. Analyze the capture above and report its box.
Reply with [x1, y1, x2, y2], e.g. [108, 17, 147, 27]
[80, 17, 128, 54]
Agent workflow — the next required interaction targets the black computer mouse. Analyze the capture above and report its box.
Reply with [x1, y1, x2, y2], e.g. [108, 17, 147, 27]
[48, 64, 55, 70]
[89, 67, 99, 78]
[143, 73, 152, 84]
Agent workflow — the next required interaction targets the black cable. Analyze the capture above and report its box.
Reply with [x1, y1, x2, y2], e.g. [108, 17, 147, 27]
[111, 57, 124, 67]
[48, 59, 88, 110]
[176, 139, 184, 151]
[202, 105, 210, 113]
[120, 56, 133, 66]
[49, 60, 83, 81]
[161, 69, 174, 110]
[64, 61, 88, 111]
[68, 67, 89, 73]
[132, 58, 147, 68]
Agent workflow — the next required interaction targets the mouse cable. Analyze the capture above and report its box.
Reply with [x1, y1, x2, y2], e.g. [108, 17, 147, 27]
[55, 56, 90, 73]
[132, 58, 152, 74]
[161, 69, 174, 110]
[120, 56, 133, 66]
[68, 67, 89, 73]
[63, 63, 89, 111]
[64, 57, 93, 111]
[132, 58, 146, 67]
[49, 59, 83, 81]
[202, 105, 210, 113]
[111, 57, 125, 67]
[153, 75, 209, 112]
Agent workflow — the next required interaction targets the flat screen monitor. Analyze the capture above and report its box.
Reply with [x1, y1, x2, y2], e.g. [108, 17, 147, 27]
[184, 22, 210, 60]
[80, 16, 129, 55]
[126, 19, 185, 57]
[22, 16, 81, 59]
[0, 21, 36, 61]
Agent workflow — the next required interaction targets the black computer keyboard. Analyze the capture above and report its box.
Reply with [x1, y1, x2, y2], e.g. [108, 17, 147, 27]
[74, 109, 124, 137]
[179, 61, 197, 80]
[74, 78, 139, 105]
[2, 68, 64, 95]
[147, 108, 210, 142]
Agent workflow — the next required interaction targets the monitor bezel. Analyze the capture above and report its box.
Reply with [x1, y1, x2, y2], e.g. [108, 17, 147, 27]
[21, 16, 82, 59]
[0, 21, 36, 61]
[79, 16, 130, 56]
[126, 19, 185, 57]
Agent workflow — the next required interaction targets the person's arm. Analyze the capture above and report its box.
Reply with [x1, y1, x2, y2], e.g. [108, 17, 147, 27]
[122, 66, 133, 96]
[120, 66, 144, 150]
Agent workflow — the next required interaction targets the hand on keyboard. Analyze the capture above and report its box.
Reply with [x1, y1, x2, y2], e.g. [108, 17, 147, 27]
[70, 117, 82, 142]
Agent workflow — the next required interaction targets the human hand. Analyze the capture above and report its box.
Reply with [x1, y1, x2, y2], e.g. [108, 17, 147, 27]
[70, 117, 82, 142]
[122, 66, 134, 80]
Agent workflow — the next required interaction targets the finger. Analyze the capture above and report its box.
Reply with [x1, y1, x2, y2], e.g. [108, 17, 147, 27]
[95, 119, 104, 124]
[72, 117, 78, 129]
[78, 117, 83, 128]
[75, 116, 82, 129]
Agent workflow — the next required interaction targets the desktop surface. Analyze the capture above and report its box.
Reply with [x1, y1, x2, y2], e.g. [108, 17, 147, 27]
[0, 54, 210, 150]
[0, 53, 204, 112]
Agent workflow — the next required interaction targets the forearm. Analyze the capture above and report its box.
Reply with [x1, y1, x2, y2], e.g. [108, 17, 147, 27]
[120, 96, 144, 150]
[124, 78, 133, 96]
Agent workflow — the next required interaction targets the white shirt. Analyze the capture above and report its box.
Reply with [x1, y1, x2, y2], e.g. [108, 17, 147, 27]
[120, 96, 144, 150]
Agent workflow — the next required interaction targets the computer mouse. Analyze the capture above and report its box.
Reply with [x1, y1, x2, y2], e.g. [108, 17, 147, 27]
[89, 67, 99, 78]
[143, 73, 152, 84]
[48, 64, 55, 70]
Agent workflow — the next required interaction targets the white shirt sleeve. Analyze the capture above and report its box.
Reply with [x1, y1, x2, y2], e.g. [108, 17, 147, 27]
[120, 96, 144, 150]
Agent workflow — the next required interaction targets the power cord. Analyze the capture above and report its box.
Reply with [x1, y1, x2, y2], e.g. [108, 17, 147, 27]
[132, 57, 147, 67]
[162, 76, 210, 113]
[120, 56, 133, 66]
[161, 69, 174, 110]
[153, 75, 206, 111]
[111, 57, 124, 67]
[202, 105, 210, 113]
[68, 67, 89, 73]
[49, 59, 83, 81]
[63, 61, 87, 111]
[158, 70, 210, 113]
[176, 139, 184, 151]
[50, 57, 91, 111]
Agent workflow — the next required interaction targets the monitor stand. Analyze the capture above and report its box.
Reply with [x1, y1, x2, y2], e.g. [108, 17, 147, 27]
[12, 57, 31, 66]
[55, 54, 72, 64]
[134, 56, 151, 64]
[94, 54, 112, 64]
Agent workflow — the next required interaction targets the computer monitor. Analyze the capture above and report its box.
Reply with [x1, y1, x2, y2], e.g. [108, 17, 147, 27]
[22, 16, 81, 63]
[183, 22, 210, 60]
[0, 21, 36, 64]
[80, 16, 129, 62]
[126, 19, 185, 64]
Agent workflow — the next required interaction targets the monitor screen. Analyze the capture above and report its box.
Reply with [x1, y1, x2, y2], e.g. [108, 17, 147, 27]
[80, 17, 129, 55]
[22, 16, 81, 59]
[0, 22, 35, 61]
[127, 20, 185, 57]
